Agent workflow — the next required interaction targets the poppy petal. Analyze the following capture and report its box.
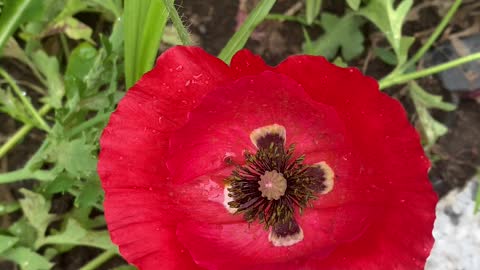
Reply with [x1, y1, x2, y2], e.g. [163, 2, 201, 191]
[167, 71, 348, 184]
[275, 56, 437, 269]
[98, 46, 233, 268]
[168, 71, 378, 268]
[176, 201, 375, 269]
[230, 49, 272, 77]
[104, 189, 201, 269]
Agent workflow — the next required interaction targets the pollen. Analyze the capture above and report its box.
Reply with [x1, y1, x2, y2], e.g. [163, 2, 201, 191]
[223, 184, 237, 214]
[249, 124, 286, 149]
[269, 227, 304, 247]
[258, 170, 287, 200]
[315, 161, 335, 194]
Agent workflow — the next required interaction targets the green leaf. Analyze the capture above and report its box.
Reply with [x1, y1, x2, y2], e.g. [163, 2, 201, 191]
[410, 81, 456, 111]
[218, 0, 276, 63]
[0, 88, 32, 124]
[2, 38, 31, 64]
[374, 47, 397, 66]
[21, 0, 100, 42]
[81, 22, 123, 113]
[89, 0, 122, 18]
[42, 219, 116, 250]
[0, 202, 20, 216]
[303, 13, 364, 60]
[305, 0, 322, 25]
[396, 36, 414, 67]
[75, 178, 103, 208]
[0, 235, 18, 254]
[8, 218, 37, 248]
[346, 0, 361, 10]
[66, 42, 98, 79]
[358, 0, 412, 55]
[43, 172, 76, 194]
[47, 137, 97, 177]
[1, 247, 53, 270]
[32, 51, 65, 108]
[333, 56, 347, 67]
[55, 0, 88, 21]
[124, 0, 168, 88]
[409, 81, 456, 148]
[53, 17, 93, 42]
[65, 43, 98, 107]
[71, 206, 105, 229]
[0, 0, 39, 53]
[18, 189, 55, 238]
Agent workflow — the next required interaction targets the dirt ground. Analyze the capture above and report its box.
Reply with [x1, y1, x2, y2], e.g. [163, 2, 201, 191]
[0, 0, 479, 269]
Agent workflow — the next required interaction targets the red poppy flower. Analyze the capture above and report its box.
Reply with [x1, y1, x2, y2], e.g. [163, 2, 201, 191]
[98, 46, 437, 270]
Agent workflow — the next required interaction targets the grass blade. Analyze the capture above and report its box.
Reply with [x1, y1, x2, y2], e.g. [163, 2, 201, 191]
[124, 0, 168, 88]
[218, 0, 276, 64]
[305, 0, 322, 25]
[0, 0, 35, 53]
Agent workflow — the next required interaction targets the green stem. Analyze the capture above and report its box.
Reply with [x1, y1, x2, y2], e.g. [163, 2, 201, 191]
[0, 68, 51, 132]
[379, 52, 480, 89]
[0, 168, 55, 184]
[402, 0, 462, 72]
[24, 140, 49, 169]
[79, 250, 117, 270]
[60, 33, 70, 59]
[0, 104, 51, 159]
[266, 14, 308, 25]
[66, 113, 111, 138]
[0, 202, 20, 215]
[162, 0, 191, 45]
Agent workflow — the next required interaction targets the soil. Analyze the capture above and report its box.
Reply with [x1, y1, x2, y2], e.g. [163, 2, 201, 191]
[1, 0, 479, 269]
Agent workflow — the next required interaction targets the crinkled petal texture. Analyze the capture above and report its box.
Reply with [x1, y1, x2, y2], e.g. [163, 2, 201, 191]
[99, 46, 437, 270]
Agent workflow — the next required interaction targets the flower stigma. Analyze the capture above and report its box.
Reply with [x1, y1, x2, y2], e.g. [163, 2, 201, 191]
[258, 170, 287, 200]
[225, 124, 335, 247]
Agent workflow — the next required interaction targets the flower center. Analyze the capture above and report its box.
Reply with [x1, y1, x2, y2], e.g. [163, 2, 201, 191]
[258, 170, 287, 200]
[225, 124, 334, 247]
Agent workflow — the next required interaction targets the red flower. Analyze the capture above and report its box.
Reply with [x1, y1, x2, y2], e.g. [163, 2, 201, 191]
[98, 46, 437, 270]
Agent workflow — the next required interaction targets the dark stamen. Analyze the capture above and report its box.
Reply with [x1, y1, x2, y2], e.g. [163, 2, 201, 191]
[272, 218, 301, 238]
[226, 125, 334, 246]
[226, 143, 327, 230]
[255, 133, 285, 150]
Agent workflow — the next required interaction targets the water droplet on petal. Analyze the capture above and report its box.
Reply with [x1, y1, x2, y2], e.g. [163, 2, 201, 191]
[175, 65, 184, 71]
[185, 80, 191, 87]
